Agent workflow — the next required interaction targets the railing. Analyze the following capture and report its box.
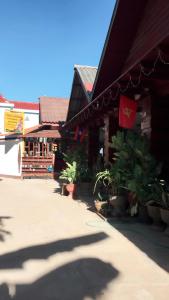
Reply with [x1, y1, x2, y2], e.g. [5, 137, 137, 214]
[22, 156, 53, 178]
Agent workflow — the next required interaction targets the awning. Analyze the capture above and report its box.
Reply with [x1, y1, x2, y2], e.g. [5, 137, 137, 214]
[23, 129, 61, 138]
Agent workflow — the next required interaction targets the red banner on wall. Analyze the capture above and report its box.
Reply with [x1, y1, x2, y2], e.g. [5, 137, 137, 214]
[119, 95, 138, 129]
[73, 126, 80, 141]
[73, 126, 87, 143]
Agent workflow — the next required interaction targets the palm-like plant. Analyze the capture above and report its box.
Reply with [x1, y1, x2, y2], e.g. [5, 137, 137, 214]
[111, 130, 161, 204]
[94, 130, 161, 206]
[59, 161, 77, 183]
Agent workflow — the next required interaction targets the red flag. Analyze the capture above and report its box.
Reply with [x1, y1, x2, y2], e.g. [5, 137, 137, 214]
[73, 126, 87, 142]
[80, 128, 87, 143]
[73, 126, 79, 141]
[119, 95, 138, 129]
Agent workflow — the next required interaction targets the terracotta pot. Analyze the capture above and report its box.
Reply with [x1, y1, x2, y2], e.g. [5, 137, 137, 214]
[94, 200, 107, 213]
[147, 205, 163, 230]
[160, 208, 169, 235]
[66, 183, 77, 199]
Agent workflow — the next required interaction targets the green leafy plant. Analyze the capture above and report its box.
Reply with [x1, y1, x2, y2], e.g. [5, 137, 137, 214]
[59, 161, 77, 183]
[111, 130, 161, 205]
[61, 146, 92, 183]
[94, 130, 161, 206]
[94, 169, 118, 196]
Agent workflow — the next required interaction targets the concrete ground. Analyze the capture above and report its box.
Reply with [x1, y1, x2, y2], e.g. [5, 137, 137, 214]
[0, 178, 169, 300]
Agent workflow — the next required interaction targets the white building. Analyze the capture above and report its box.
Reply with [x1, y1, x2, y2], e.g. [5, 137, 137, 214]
[12, 100, 39, 129]
[0, 95, 39, 177]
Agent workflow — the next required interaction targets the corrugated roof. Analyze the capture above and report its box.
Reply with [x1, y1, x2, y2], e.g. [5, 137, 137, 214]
[74, 65, 97, 98]
[11, 101, 39, 111]
[66, 65, 97, 122]
[39, 97, 69, 124]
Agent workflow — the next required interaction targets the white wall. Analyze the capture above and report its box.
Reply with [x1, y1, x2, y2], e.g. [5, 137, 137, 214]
[24, 111, 39, 129]
[0, 104, 38, 177]
[0, 139, 22, 177]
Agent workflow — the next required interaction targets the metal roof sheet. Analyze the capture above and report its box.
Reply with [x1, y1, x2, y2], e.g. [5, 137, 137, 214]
[74, 65, 97, 98]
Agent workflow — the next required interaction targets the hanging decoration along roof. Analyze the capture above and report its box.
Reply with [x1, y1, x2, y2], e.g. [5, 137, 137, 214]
[64, 48, 169, 129]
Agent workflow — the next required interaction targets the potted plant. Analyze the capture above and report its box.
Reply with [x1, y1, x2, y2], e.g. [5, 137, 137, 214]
[144, 180, 163, 227]
[94, 191, 109, 214]
[93, 164, 128, 217]
[59, 161, 78, 198]
[63, 146, 93, 197]
[112, 130, 162, 216]
[77, 165, 93, 196]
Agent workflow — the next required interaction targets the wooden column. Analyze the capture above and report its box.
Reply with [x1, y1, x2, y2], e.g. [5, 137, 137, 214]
[88, 126, 100, 169]
[108, 110, 119, 162]
[38, 142, 40, 156]
[141, 96, 151, 138]
[104, 115, 109, 165]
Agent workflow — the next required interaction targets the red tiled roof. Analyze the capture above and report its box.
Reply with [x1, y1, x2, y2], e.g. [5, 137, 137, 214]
[12, 101, 39, 111]
[39, 97, 69, 124]
[23, 124, 60, 138]
[24, 124, 44, 134]
[0, 95, 10, 104]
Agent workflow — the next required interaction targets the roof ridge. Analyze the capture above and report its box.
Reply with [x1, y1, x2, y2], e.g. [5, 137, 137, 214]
[11, 100, 38, 104]
[74, 64, 97, 69]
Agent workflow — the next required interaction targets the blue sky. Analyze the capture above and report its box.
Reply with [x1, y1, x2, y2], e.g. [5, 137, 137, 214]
[0, 0, 115, 102]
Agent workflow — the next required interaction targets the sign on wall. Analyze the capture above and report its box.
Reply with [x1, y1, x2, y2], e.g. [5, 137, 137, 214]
[4, 111, 24, 134]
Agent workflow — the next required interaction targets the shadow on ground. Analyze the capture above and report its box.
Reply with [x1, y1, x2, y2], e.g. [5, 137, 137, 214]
[0, 232, 108, 269]
[53, 187, 62, 194]
[109, 218, 169, 273]
[53, 180, 95, 210]
[0, 216, 12, 242]
[75, 193, 95, 209]
[0, 232, 119, 299]
[0, 258, 119, 300]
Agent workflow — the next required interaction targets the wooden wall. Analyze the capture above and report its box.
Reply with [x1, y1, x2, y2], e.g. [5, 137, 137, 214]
[141, 94, 169, 180]
[151, 95, 169, 180]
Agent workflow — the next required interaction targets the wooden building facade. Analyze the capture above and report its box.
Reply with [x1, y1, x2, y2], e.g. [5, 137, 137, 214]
[65, 0, 169, 180]
[22, 97, 69, 178]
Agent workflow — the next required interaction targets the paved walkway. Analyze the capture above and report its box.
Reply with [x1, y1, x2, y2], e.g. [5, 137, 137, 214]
[0, 178, 169, 299]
